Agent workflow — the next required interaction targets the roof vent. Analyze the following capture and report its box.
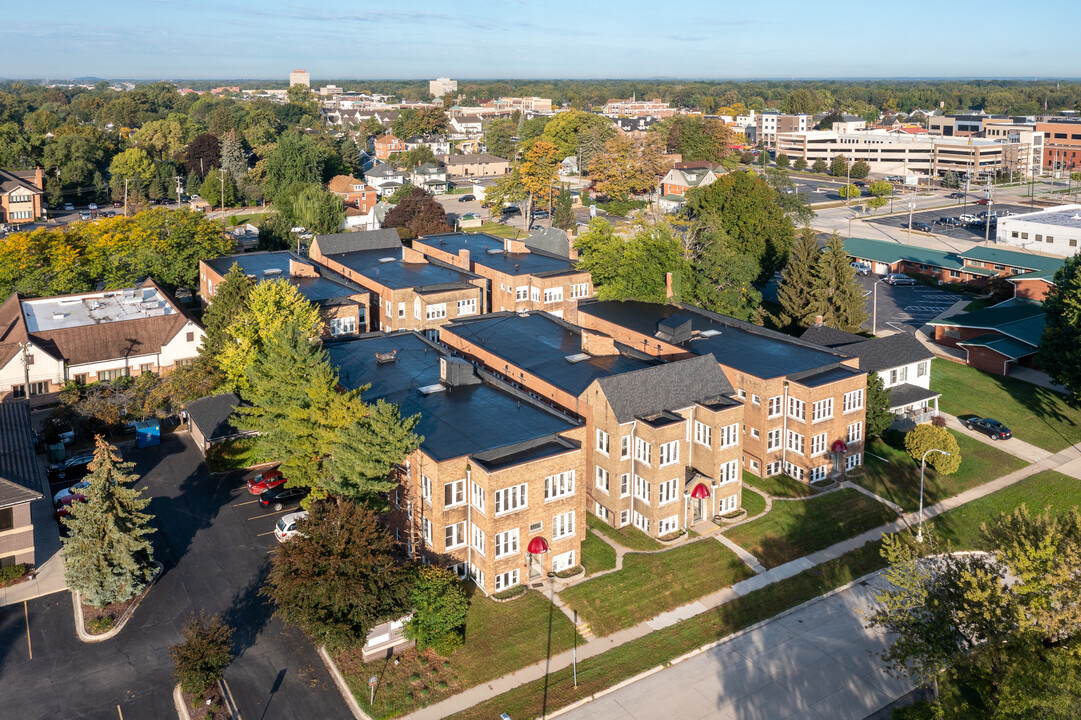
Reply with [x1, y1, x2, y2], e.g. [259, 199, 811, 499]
[487, 248, 503, 255]
[564, 353, 590, 364]
[418, 383, 446, 395]
[1072, 213, 1081, 221]
[699, 329, 721, 338]
[518, 312, 530, 318]
[263, 268, 282, 276]
[656, 314, 693, 344]
[375, 350, 398, 364]
[58, 298, 82, 305]
[378, 257, 396, 263]
[52, 312, 67, 320]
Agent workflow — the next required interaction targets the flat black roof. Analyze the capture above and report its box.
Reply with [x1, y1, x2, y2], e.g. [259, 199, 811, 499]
[326, 248, 480, 291]
[444, 313, 656, 396]
[326, 333, 579, 462]
[577, 300, 854, 380]
[205, 252, 362, 305]
[418, 233, 578, 277]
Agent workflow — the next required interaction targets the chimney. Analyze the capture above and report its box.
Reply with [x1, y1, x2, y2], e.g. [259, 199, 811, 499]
[665, 272, 674, 300]
[289, 258, 319, 277]
[814, 315, 824, 327]
[33, 166, 43, 191]
[566, 230, 578, 261]
[505, 238, 527, 253]
[457, 248, 470, 268]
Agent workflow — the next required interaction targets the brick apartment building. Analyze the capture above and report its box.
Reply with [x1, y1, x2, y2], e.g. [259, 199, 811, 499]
[328, 332, 586, 594]
[1036, 118, 1081, 171]
[412, 233, 592, 323]
[0, 167, 44, 226]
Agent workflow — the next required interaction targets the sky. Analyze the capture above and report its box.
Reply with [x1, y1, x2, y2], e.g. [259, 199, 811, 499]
[2, 0, 1078, 80]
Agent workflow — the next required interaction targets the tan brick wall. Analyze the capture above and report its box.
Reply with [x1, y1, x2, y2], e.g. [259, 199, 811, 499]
[0, 502, 35, 565]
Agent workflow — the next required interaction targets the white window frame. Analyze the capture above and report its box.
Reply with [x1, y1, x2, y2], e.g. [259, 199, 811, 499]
[620, 509, 630, 526]
[633, 475, 650, 505]
[659, 440, 679, 467]
[494, 528, 520, 558]
[595, 466, 610, 492]
[658, 515, 679, 536]
[471, 523, 485, 555]
[398, 302, 406, 318]
[632, 511, 649, 534]
[516, 286, 529, 301]
[719, 423, 739, 449]
[445, 521, 466, 550]
[810, 432, 827, 457]
[570, 283, 589, 299]
[657, 478, 678, 506]
[787, 397, 805, 422]
[494, 569, 519, 591]
[811, 466, 828, 483]
[422, 517, 432, 543]
[783, 461, 805, 482]
[844, 389, 864, 413]
[719, 459, 738, 484]
[426, 303, 447, 321]
[846, 452, 863, 470]
[766, 428, 782, 451]
[531, 287, 540, 302]
[444, 479, 465, 508]
[552, 511, 575, 540]
[596, 429, 610, 456]
[694, 421, 711, 448]
[812, 398, 833, 423]
[766, 461, 782, 477]
[634, 437, 651, 465]
[545, 470, 575, 501]
[552, 550, 576, 572]
[767, 396, 783, 418]
[494, 483, 528, 515]
[421, 474, 432, 503]
[620, 472, 630, 498]
[457, 298, 477, 316]
[543, 287, 563, 304]
[719, 494, 738, 514]
[847, 422, 863, 444]
[471, 481, 485, 513]
[786, 430, 805, 456]
[620, 435, 631, 459]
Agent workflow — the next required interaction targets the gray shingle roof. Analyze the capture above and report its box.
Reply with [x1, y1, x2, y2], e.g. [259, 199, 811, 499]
[595, 353, 737, 423]
[800, 325, 864, 349]
[0, 402, 44, 508]
[312, 229, 402, 257]
[186, 393, 250, 443]
[831, 333, 934, 374]
[887, 383, 942, 409]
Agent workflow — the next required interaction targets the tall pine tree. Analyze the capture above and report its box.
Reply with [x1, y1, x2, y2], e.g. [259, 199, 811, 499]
[323, 399, 421, 507]
[62, 436, 155, 608]
[777, 227, 821, 329]
[199, 263, 253, 363]
[220, 130, 247, 182]
[811, 232, 868, 332]
[552, 185, 575, 230]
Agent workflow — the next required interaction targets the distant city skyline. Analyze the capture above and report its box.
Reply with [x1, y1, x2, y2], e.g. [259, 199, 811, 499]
[1, 0, 1076, 80]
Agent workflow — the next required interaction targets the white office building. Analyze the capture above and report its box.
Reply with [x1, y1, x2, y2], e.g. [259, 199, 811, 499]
[996, 204, 1081, 257]
[429, 77, 457, 98]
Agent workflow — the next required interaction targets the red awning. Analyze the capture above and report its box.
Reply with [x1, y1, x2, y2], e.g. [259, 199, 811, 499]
[690, 482, 711, 499]
[527, 536, 549, 554]
[832, 439, 849, 453]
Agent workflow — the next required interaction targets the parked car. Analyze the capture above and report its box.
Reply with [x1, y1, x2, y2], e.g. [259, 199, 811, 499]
[976, 198, 991, 205]
[531, 209, 549, 219]
[502, 205, 520, 215]
[88, 203, 98, 210]
[275, 511, 309, 542]
[884, 273, 917, 286]
[904, 221, 932, 232]
[47, 453, 95, 482]
[937, 217, 959, 227]
[947, 192, 965, 199]
[259, 484, 309, 511]
[781, 187, 797, 194]
[965, 417, 1012, 440]
[54, 493, 87, 520]
[850, 261, 872, 275]
[853, 181, 866, 187]
[457, 194, 475, 202]
[53, 480, 91, 504]
[112, 201, 123, 208]
[79, 211, 92, 221]
[63, 202, 75, 211]
[247, 469, 287, 495]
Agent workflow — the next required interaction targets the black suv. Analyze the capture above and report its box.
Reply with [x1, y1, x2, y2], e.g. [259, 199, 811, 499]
[259, 485, 310, 511]
[47, 453, 95, 482]
[965, 417, 1012, 441]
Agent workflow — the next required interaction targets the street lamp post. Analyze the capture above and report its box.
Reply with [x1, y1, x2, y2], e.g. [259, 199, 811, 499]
[871, 278, 885, 336]
[906, 193, 915, 246]
[916, 448, 950, 543]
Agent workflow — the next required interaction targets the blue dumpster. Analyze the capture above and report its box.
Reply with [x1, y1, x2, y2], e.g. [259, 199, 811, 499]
[135, 420, 161, 448]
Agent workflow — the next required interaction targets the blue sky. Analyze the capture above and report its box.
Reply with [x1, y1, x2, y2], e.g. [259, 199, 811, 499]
[2, 0, 1077, 80]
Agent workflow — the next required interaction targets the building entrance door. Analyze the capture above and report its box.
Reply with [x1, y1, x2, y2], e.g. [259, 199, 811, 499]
[528, 553, 543, 580]
[693, 498, 707, 523]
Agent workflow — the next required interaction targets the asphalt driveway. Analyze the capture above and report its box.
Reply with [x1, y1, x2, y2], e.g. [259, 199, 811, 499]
[0, 435, 349, 719]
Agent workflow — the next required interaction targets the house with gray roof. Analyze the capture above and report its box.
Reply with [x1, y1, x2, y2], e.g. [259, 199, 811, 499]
[0, 402, 44, 569]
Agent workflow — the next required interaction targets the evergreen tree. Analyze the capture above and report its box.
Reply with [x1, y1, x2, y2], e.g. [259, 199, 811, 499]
[199, 263, 253, 363]
[829, 155, 849, 177]
[184, 170, 201, 197]
[811, 232, 868, 332]
[811, 159, 827, 174]
[552, 185, 575, 230]
[849, 159, 871, 179]
[865, 372, 893, 439]
[777, 228, 821, 329]
[793, 157, 808, 171]
[323, 399, 421, 506]
[219, 130, 247, 182]
[61, 436, 155, 608]
[686, 226, 762, 321]
[1038, 255, 1081, 401]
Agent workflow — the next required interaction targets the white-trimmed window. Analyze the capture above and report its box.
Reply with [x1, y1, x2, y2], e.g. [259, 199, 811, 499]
[620, 473, 630, 497]
[694, 421, 711, 448]
[543, 287, 563, 303]
[620, 509, 630, 526]
[634, 437, 651, 465]
[620, 435, 630, 459]
[846, 453, 863, 470]
[768, 396, 783, 418]
[810, 432, 827, 456]
[786, 430, 805, 455]
[812, 399, 833, 422]
[847, 422, 863, 444]
[659, 440, 679, 467]
[398, 302, 406, 318]
[658, 478, 678, 505]
[749, 459, 760, 471]
[421, 475, 432, 503]
[596, 429, 610, 455]
[471, 524, 485, 555]
[414, 298, 422, 319]
[889, 366, 908, 387]
[844, 389, 864, 413]
[494, 528, 519, 558]
[766, 461, 782, 477]
[916, 361, 928, 378]
[788, 398, 805, 421]
[811, 466, 828, 482]
[445, 521, 466, 550]
[552, 511, 575, 540]
[719, 459, 739, 484]
[737, 389, 747, 400]
[531, 287, 540, 302]
[329, 316, 357, 335]
[471, 481, 485, 513]
[719, 423, 739, 449]
[750, 427, 760, 439]
[595, 466, 609, 492]
[595, 503, 609, 522]
[444, 479, 465, 507]
[545, 470, 575, 500]
[783, 461, 805, 481]
[470, 564, 485, 589]
[457, 298, 477, 316]
[552, 550, 575, 572]
[516, 286, 529, 301]
[422, 517, 432, 543]
[494, 569, 519, 591]
[570, 283, 590, 299]
[494, 483, 528, 515]
[658, 516, 679, 536]
[633, 475, 650, 504]
[752, 394, 761, 405]
[767, 428, 782, 451]
[719, 494, 738, 514]
[426, 303, 447, 320]
[633, 511, 649, 534]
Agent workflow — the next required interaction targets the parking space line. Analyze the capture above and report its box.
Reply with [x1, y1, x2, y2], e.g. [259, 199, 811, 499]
[249, 509, 291, 520]
[234, 499, 260, 506]
[256, 530, 276, 537]
[24, 601, 31, 660]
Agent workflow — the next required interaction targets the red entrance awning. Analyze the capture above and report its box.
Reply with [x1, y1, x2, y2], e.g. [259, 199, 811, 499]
[832, 439, 849, 453]
[690, 482, 711, 499]
[527, 536, 549, 554]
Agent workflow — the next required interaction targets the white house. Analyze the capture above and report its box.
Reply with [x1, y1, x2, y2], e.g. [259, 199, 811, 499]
[365, 164, 407, 197]
[449, 115, 483, 137]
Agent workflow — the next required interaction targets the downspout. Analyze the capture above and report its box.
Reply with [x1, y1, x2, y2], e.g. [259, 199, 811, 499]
[629, 419, 638, 525]
[466, 463, 472, 585]
[781, 381, 790, 471]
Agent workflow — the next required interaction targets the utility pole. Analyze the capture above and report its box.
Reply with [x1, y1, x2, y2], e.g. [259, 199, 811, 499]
[984, 173, 993, 244]
[174, 175, 183, 210]
[123, 178, 130, 217]
[18, 342, 31, 406]
[220, 172, 226, 229]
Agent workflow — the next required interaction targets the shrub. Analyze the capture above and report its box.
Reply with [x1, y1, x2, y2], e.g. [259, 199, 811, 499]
[0, 563, 27, 585]
[775, 153, 790, 169]
[170, 611, 236, 695]
[87, 616, 115, 634]
[405, 565, 468, 652]
[931, 415, 947, 428]
[811, 159, 827, 174]
[793, 157, 808, 171]
[904, 425, 962, 475]
[492, 584, 527, 600]
[431, 629, 464, 657]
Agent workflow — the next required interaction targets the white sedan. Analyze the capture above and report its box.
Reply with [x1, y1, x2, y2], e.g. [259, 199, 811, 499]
[274, 511, 308, 542]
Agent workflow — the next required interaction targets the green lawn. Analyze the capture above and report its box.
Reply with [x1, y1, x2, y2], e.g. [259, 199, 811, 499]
[741, 470, 817, 498]
[852, 431, 1028, 512]
[581, 530, 617, 576]
[725, 489, 898, 568]
[205, 437, 264, 473]
[741, 487, 767, 517]
[931, 358, 1081, 452]
[472, 222, 526, 240]
[559, 540, 753, 636]
[587, 513, 665, 551]
[335, 590, 578, 719]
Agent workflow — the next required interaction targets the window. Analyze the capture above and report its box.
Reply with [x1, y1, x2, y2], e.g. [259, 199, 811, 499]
[595, 466, 610, 492]
[633, 475, 650, 504]
[750, 427, 760, 439]
[552, 550, 575, 572]
[719, 494, 738, 514]
[457, 298, 477, 316]
[620, 473, 630, 498]
[421, 475, 432, 502]
[737, 389, 747, 400]
[516, 286, 529, 301]
[768, 396, 783, 418]
[469, 564, 485, 589]
[97, 368, 130, 382]
[787, 397, 805, 421]
[552, 511, 575, 540]
[767, 428, 782, 451]
[634, 437, 651, 465]
[445, 521, 466, 550]
[529, 521, 543, 532]
[632, 511, 650, 534]
[810, 432, 827, 456]
[594, 503, 609, 522]
[749, 459, 760, 471]
[596, 429, 610, 455]
[719, 459, 738, 484]
[786, 430, 804, 455]
[531, 287, 540, 302]
[543, 287, 563, 303]
[620, 435, 630, 459]
[916, 361, 928, 378]
[657, 478, 678, 505]
[570, 283, 590, 299]
[0, 507, 12, 531]
[494, 484, 528, 515]
[186, 331, 195, 342]
[658, 516, 679, 536]
[471, 481, 485, 513]
[494, 528, 519, 557]
[415, 298, 422, 319]
[471, 524, 485, 555]
[888, 366, 908, 386]
[73, 373, 87, 385]
[659, 440, 679, 467]
[694, 421, 711, 448]
[719, 423, 739, 449]
[846, 453, 863, 470]
[811, 466, 828, 482]
[844, 389, 864, 413]
[751, 394, 761, 406]
[426, 303, 447, 321]
[545, 470, 575, 500]
[422, 517, 432, 543]
[812, 399, 833, 422]
[444, 479, 465, 508]
[330, 316, 357, 335]
[495, 566, 518, 588]
[847, 422, 863, 443]
[783, 461, 805, 481]
[766, 461, 782, 477]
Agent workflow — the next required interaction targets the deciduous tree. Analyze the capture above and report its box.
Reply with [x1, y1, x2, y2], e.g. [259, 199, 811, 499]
[903, 424, 962, 474]
[170, 611, 235, 696]
[685, 225, 761, 321]
[381, 186, 451, 239]
[1039, 255, 1081, 401]
[183, 133, 221, 176]
[849, 159, 870, 179]
[405, 566, 468, 655]
[576, 219, 688, 303]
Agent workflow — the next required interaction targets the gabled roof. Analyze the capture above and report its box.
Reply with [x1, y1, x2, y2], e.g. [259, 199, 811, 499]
[186, 393, 252, 443]
[365, 164, 403, 178]
[0, 169, 44, 196]
[595, 353, 737, 423]
[800, 325, 864, 349]
[929, 300, 1045, 347]
[443, 154, 508, 165]
[312, 229, 402, 257]
[843, 237, 963, 270]
[830, 332, 934, 374]
[0, 402, 43, 508]
[327, 175, 371, 194]
[957, 334, 1037, 359]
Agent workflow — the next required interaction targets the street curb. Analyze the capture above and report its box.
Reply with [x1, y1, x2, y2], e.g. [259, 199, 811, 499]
[73, 560, 163, 642]
[173, 680, 241, 720]
[318, 645, 374, 720]
[545, 568, 886, 720]
[173, 684, 191, 720]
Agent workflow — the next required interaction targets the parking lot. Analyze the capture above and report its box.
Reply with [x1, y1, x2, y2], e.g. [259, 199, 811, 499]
[857, 274, 968, 333]
[865, 202, 1034, 241]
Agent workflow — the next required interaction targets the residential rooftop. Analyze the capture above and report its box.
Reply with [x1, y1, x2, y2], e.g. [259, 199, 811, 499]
[417, 233, 579, 277]
[205, 252, 364, 306]
[22, 286, 176, 332]
[325, 248, 480, 291]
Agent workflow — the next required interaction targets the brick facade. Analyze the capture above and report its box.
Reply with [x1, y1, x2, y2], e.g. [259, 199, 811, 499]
[0, 502, 34, 566]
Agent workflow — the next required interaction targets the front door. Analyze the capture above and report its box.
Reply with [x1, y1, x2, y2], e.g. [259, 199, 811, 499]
[693, 498, 706, 523]
[528, 553, 543, 580]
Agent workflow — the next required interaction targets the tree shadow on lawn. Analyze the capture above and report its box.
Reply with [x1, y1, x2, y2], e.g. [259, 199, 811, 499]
[962, 369, 1079, 450]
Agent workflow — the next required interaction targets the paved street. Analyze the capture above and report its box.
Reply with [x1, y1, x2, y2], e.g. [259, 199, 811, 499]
[558, 574, 911, 720]
[0, 435, 349, 719]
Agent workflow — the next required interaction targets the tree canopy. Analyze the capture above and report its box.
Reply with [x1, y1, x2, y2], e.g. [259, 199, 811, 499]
[1039, 255, 1081, 401]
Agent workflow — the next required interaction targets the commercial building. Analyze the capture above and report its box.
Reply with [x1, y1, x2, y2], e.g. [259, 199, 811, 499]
[602, 98, 675, 119]
[756, 113, 810, 147]
[488, 97, 553, 114]
[1036, 118, 1081, 171]
[328, 332, 586, 594]
[0, 280, 204, 406]
[429, 77, 457, 98]
[995, 204, 1081, 258]
[928, 300, 1045, 376]
[0, 168, 44, 226]
[440, 154, 511, 178]
[288, 69, 310, 88]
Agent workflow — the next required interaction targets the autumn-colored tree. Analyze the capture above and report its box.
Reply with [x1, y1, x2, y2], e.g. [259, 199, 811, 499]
[382, 187, 451, 239]
[589, 134, 670, 201]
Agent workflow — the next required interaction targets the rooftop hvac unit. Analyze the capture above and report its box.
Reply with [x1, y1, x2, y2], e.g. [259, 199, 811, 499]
[440, 356, 480, 387]
[52, 312, 67, 320]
